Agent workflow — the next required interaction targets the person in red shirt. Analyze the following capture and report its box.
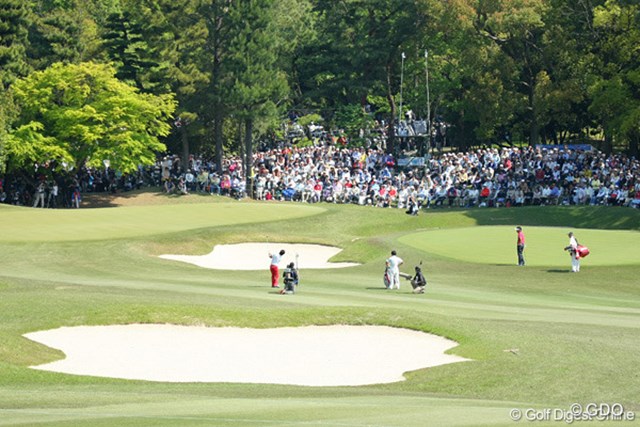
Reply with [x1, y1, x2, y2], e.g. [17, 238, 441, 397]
[515, 226, 526, 266]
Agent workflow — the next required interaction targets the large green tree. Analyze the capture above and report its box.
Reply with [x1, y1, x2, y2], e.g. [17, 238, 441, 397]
[224, 0, 300, 195]
[0, 0, 32, 173]
[588, 0, 640, 156]
[6, 61, 176, 174]
[301, 0, 427, 153]
[472, 0, 551, 146]
[122, 0, 209, 169]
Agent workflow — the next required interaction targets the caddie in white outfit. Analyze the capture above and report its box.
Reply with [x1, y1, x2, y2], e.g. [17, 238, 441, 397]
[565, 232, 580, 272]
[386, 250, 404, 289]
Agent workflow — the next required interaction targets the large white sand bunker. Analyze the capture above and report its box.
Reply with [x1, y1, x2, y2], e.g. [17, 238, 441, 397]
[159, 243, 359, 270]
[24, 324, 468, 386]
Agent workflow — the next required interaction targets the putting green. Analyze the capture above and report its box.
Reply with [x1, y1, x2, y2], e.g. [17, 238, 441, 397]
[399, 226, 640, 267]
[0, 202, 324, 242]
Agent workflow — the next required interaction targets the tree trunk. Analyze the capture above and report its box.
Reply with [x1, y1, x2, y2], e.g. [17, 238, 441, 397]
[528, 90, 540, 146]
[386, 64, 397, 155]
[180, 125, 189, 172]
[629, 131, 639, 158]
[214, 108, 223, 174]
[602, 132, 613, 155]
[244, 118, 254, 199]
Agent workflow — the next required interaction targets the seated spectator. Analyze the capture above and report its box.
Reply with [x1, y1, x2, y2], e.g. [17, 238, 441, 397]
[630, 189, 640, 208]
[514, 188, 525, 206]
[548, 184, 561, 205]
[595, 185, 609, 205]
[465, 186, 479, 207]
[479, 185, 491, 207]
[197, 170, 209, 192]
[607, 185, 619, 206]
[209, 173, 221, 195]
[434, 185, 447, 207]
[220, 174, 232, 195]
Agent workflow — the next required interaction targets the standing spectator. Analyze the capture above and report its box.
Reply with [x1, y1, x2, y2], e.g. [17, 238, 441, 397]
[386, 250, 404, 290]
[33, 182, 46, 208]
[71, 183, 81, 208]
[564, 232, 580, 272]
[515, 226, 526, 266]
[48, 181, 59, 208]
[269, 249, 285, 288]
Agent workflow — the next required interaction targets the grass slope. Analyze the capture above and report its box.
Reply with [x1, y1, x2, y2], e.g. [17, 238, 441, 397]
[0, 194, 638, 426]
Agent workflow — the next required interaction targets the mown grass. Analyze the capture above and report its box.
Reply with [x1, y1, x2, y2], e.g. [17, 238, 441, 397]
[0, 195, 638, 426]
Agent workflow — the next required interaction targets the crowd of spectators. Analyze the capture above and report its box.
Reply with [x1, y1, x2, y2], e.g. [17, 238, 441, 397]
[1, 143, 639, 211]
[247, 145, 640, 210]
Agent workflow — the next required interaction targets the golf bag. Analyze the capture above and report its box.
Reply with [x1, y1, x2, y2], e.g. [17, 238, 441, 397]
[576, 245, 590, 259]
[383, 263, 392, 288]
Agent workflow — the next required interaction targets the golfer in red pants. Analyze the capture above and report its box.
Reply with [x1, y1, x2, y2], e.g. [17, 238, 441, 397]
[269, 250, 285, 287]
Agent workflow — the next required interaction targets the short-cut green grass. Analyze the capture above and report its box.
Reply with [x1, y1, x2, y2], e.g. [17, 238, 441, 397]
[0, 193, 639, 426]
[400, 226, 640, 266]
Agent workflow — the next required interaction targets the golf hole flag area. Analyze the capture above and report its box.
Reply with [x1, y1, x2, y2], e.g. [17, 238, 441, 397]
[399, 226, 640, 267]
[24, 325, 468, 386]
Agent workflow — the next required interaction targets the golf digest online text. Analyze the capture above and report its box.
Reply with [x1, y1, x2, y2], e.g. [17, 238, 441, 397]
[509, 403, 635, 423]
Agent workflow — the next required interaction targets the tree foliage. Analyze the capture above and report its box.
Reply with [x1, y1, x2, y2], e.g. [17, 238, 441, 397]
[7, 61, 175, 173]
[2, 0, 640, 177]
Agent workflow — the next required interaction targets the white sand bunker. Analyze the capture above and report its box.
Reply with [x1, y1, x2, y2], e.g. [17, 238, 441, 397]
[159, 243, 359, 270]
[24, 324, 468, 386]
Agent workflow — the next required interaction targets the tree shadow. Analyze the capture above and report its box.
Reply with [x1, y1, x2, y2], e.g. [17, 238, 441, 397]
[82, 187, 223, 208]
[462, 205, 640, 231]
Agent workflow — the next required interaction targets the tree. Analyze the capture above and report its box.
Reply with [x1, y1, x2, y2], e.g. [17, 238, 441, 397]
[588, 0, 640, 156]
[0, 0, 32, 173]
[6, 61, 176, 174]
[0, 0, 32, 88]
[300, 0, 427, 153]
[224, 0, 298, 196]
[29, 0, 102, 69]
[101, 10, 159, 91]
[472, 0, 552, 146]
[121, 0, 210, 169]
[189, 0, 311, 176]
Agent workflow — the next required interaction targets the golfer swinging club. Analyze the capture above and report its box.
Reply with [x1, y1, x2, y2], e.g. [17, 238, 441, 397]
[269, 249, 285, 288]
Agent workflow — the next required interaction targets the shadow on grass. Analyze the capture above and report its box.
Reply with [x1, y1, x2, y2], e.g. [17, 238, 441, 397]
[546, 269, 571, 274]
[463, 206, 640, 231]
[82, 187, 230, 208]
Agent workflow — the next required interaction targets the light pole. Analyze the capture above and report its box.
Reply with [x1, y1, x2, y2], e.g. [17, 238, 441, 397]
[425, 49, 431, 152]
[399, 51, 406, 126]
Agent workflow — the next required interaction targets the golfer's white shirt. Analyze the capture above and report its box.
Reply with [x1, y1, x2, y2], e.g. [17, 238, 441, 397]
[387, 256, 403, 273]
[271, 254, 282, 266]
